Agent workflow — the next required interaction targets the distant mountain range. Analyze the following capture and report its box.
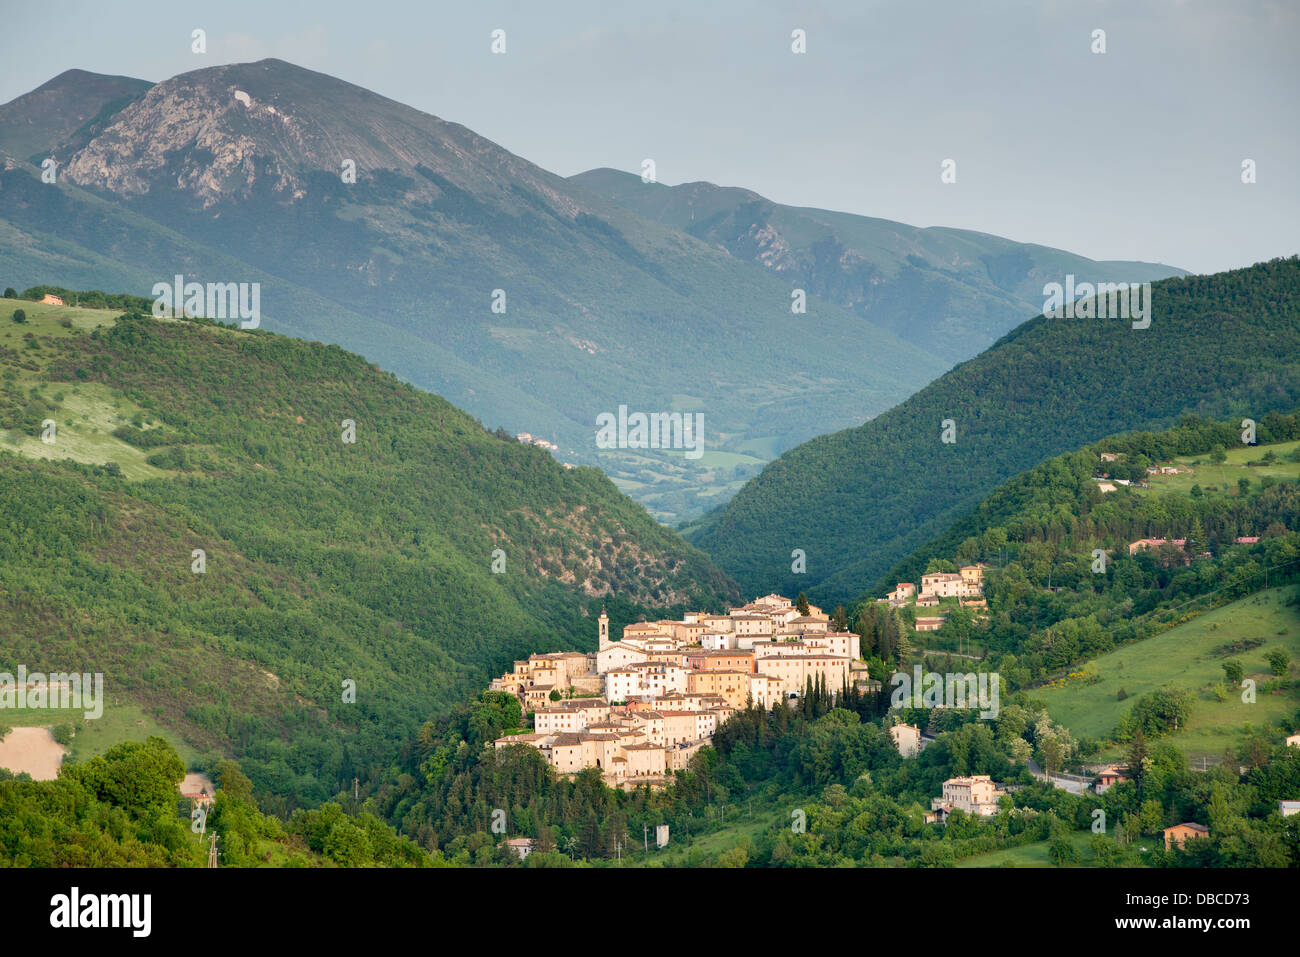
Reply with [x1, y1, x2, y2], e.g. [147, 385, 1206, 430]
[570, 168, 1180, 365]
[686, 257, 1300, 602]
[0, 59, 1181, 523]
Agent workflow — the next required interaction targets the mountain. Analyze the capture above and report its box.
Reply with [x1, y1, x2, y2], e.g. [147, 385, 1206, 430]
[686, 257, 1300, 602]
[570, 167, 1183, 364]
[0, 294, 738, 801]
[0, 59, 950, 525]
[0, 69, 152, 164]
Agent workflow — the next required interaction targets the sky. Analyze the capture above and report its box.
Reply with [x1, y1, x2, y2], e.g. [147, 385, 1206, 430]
[1, 0, 1296, 275]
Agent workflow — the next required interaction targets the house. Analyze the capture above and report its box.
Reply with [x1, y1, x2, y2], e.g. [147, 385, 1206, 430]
[1094, 765, 1129, 794]
[504, 837, 536, 860]
[890, 723, 921, 758]
[920, 572, 965, 598]
[1099, 452, 1120, 462]
[914, 616, 946, 632]
[1128, 538, 1185, 555]
[1095, 481, 1117, 493]
[1278, 801, 1300, 818]
[1163, 822, 1209, 851]
[1235, 536, 1260, 545]
[178, 773, 215, 809]
[39, 293, 64, 306]
[1286, 733, 1300, 748]
[930, 775, 1001, 820]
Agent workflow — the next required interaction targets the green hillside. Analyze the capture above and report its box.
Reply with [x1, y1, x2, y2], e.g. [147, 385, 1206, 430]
[0, 738, 440, 867]
[0, 297, 737, 804]
[873, 413, 1300, 597]
[1034, 588, 1300, 759]
[688, 257, 1300, 602]
[842, 412, 1300, 697]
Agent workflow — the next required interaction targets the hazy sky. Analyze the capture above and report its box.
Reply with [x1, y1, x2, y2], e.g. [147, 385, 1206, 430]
[1, 0, 1295, 274]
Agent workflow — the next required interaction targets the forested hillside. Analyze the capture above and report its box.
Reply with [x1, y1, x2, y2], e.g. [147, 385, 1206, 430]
[0, 295, 737, 806]
[688, 257, 1300, 602]
[0, 738, 437, 867]
[875, 411, 1300, 597]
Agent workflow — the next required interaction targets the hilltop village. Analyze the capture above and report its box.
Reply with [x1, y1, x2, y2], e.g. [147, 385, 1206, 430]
[491, 594, 868, 789]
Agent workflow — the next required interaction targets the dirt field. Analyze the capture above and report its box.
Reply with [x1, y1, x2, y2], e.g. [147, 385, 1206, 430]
[181, 772, 215, 797]
[0, 726, 67, 780]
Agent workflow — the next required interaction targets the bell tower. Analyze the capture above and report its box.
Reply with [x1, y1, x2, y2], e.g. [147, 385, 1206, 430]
[598, 608, 611, 651]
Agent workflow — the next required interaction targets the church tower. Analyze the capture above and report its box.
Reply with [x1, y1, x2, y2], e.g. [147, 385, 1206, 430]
[598, 608, 611, 651]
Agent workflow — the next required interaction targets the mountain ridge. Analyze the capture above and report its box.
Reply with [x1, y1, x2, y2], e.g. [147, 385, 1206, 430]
[569, 166, 1184, 364]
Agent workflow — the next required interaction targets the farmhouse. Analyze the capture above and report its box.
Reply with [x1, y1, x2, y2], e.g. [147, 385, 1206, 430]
[1163, 822, 1209, 851]
[1094, 765, 1129, 794]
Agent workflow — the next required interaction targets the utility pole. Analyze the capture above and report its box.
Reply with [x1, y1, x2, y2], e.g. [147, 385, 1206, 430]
[207, 834, 218, 869]
[644, 824, 648, 859]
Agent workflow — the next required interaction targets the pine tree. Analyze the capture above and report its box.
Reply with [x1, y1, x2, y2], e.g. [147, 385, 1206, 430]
[1128, 729, 1148, 798]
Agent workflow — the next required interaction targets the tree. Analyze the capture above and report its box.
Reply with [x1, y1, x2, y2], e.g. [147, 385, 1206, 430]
[64, 737, 186, 819]
[212, 759, 255, 802]
[1038, 730, 1068, 777]
[1128, 687, 1193, 737]
[1265, 649, 1291, 677]
[796, 592, 810, 616]
[1139, 798, 1164, 834]
[10, 309, 25, 323]
[1223, 659, 1245, 685]
[1209, 445, 1227, 464]
[3, 288, 15, 299]
[579, 811, 602, 859]
[549, 689, 562, 702]
[1128, 730, 1149, 796]
[1049, 838, 1079, 866]
[832, 605, 848, 632]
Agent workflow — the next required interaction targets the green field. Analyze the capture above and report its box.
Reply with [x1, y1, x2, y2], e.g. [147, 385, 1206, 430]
[0, 696, 204, 767]
[1136, 439, 1300, 495]
[1, 296, 125, 334]
[1, 299, 176, 479]
[956, 829, 1109, 868]
[1035, 588, 1300, 758]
